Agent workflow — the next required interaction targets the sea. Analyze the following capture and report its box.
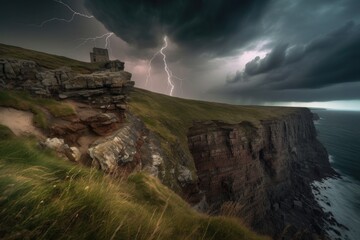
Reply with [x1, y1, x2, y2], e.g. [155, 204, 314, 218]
[312, 110, 360, 240]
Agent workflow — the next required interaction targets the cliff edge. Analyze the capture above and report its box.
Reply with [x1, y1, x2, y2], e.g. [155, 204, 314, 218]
[0, 43, 337, 240]
[188, 109, 336, 239]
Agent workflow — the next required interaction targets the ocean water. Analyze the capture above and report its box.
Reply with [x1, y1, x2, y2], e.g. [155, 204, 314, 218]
[312, 110, 360, 240]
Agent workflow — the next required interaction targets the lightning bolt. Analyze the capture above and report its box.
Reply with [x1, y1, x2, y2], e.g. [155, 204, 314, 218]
[146, 36, 183, 97]
[160, 37, 175, 96]
[145, 52, 159, 87]
[75, 32, 114, 51]
[33, 0, 94, 27]
[170, 71, 184, 96]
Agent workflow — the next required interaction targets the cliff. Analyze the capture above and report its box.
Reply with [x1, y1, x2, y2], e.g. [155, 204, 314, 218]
[188, 109, 336, 238]
[0, 126, 268, 240]
[0, 44, 337, 239]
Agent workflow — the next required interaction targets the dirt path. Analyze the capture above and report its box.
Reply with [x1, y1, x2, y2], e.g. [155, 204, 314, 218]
[0, 107, 45, 139]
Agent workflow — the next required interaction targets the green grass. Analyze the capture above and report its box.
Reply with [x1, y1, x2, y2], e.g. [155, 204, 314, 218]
[0, 90, 75, 129]
[129, 88, 298, 188]
[0, 135, 268, 240]
[0, 43, 101, 73]
[0, 124, 15, 139]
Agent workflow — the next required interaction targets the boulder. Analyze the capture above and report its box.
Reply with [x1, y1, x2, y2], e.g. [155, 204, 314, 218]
[44, 138, 65, 151]
[177, 165, 193, 187]
[50, 122, 87, 144]
[116, 104, 127, 110]
[82, 113, 120, 136]
[40, 71, 59, 87]
[70, 147, 81, 162]
[18, 60, 38, 80]
[4, 62, 16, 79]
[64, 75, 90, 90]
[87, 75, 106, 89]
[88, 125, 139, 173]
[43, 138, 81, 162]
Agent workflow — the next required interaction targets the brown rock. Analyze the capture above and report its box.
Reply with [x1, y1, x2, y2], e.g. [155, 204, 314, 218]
[50, 122, 87, 144]
[116, 104, 127, 110]
[83, 113, 120, 136]
[188, 109, 335, 238]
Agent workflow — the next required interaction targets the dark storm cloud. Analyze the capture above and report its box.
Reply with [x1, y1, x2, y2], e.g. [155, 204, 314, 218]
[245, 43, 288, 76]
[227, 21, 360, 90]
[2, 0, 360, 105]
[84, 0, 271, 55]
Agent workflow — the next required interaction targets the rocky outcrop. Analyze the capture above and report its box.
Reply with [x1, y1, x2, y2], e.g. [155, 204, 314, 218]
[88, 114, 169, 178]
[81, 113, 121, 136]
[0, 58, 134, 112]
[42, 137, 81, 162]
[50, 122, 87, 144]
[188, 109, 335, 239]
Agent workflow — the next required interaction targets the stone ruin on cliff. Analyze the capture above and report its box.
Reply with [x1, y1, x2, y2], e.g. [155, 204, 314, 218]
[90, 47, 109, 63]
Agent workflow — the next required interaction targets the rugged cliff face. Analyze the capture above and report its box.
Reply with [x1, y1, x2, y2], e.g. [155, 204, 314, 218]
[188, 109, 335, 239]
[0, 51, 337, 239]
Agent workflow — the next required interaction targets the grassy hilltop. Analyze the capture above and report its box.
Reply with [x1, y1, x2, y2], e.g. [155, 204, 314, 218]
[0, 43, 100, 73]
[0, 43, 292, 239]
[129, 88, 296, 188]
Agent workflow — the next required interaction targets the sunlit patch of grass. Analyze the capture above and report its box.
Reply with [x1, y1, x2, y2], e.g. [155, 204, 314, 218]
[0, 136, 268, 240]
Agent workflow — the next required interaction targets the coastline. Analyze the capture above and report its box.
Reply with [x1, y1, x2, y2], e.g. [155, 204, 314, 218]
[312, 110, 360, 240]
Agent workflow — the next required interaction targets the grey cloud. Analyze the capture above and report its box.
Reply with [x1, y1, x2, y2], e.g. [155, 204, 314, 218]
[245, 43, 288, 76]
[212, 81, 360, 103]
[84, 0, 271, 56]
[227, 21, 360, 90]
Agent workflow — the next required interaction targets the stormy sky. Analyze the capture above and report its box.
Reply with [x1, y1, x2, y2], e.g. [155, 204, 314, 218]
[1, 0, 360, 110]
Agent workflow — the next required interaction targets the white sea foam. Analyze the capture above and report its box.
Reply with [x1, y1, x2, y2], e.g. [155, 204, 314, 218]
[312, 174, 360, 240]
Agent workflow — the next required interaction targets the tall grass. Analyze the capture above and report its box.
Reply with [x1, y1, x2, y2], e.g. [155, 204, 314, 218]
[0, 130, 268, 240]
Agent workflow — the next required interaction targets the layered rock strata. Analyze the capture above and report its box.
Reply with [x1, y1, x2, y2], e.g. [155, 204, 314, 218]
[88, 114, 167, 179]
[188, 109, 335, 239]
[0, 58, 134, 113]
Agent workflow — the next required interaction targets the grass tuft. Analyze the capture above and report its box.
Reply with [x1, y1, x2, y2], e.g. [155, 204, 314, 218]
[0, 124, 15, 139]
[0, 136, 268, 240]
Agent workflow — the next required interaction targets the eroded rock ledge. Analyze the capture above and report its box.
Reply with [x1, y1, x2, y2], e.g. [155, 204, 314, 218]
[1, 57, 338, 239]
[188, 109, 336, 239]
[0, 58, 134, 112]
